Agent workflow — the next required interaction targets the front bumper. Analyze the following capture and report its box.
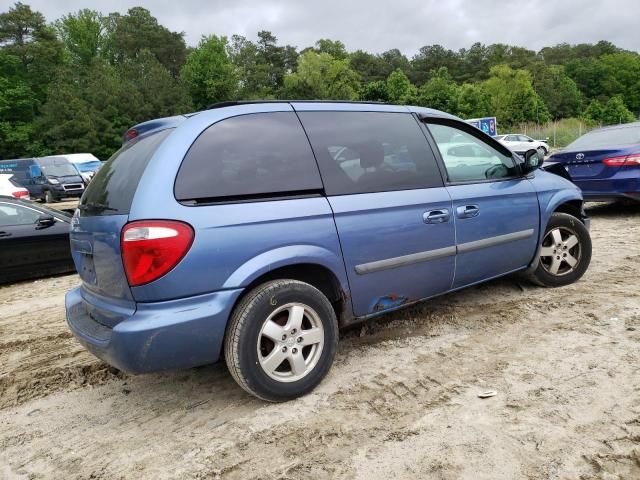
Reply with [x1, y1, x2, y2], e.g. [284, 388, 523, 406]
[65, 286, 243, 373]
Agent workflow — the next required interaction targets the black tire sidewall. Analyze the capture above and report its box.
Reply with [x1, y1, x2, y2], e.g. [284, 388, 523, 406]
[233, 281, 338, 401]
[533, 213, 592, 287]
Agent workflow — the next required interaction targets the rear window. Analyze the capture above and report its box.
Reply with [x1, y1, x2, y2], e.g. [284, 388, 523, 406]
[567, 124, 640, 150]
[80, 129, 172, 216]
[174, 112, 322, 202]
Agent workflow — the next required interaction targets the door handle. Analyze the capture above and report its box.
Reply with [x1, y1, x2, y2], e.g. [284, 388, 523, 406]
[0, 231, 11, 238]
[423, 209, 450, 224]
[457, 205, 480, 219]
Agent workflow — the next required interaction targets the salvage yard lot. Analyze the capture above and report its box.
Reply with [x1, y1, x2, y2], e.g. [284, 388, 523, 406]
[1, 203, 639, 479]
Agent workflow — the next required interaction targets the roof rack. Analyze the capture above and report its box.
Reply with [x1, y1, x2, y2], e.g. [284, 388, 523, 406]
[204, 100, 387, 110]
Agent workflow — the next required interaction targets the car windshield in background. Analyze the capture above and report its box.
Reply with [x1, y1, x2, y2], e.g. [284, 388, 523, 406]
[40, 162, 78, 177]
[76, 161, 102, 172]
[80, 129, 173, 216]
[566, 124, 640, 150]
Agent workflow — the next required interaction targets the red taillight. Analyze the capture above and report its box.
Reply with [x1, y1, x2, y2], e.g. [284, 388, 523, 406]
[603, 153, 640, 167]
[125, 129, 139, 141]
[12, 189, 29, 199]
[121, 220, 194, 287]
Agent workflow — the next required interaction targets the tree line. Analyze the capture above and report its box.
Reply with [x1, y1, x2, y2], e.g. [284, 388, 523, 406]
[1, 2, 639, 159]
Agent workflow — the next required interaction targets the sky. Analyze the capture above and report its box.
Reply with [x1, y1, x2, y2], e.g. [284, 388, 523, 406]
[10, 0, 640, 55]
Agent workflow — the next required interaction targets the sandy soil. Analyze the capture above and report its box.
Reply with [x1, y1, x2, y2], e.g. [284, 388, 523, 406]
[0, 202, 639, 479]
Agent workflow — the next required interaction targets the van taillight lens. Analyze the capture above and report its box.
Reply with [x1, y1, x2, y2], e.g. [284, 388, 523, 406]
[12, 190, 29, 199]
[121, 220, 194, 286]
[603, 154, 640, 167]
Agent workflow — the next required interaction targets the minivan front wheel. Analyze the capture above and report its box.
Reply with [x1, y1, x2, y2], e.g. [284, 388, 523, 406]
[529, 212, 591, 287]
[224, 279, 338, 402]
[44, 190, 56, 203]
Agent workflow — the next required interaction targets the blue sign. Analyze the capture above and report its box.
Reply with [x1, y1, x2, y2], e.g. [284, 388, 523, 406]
[467, 117, 497, 137]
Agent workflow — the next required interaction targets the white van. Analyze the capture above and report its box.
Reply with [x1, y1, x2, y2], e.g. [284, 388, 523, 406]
[45, 153, 102, 183]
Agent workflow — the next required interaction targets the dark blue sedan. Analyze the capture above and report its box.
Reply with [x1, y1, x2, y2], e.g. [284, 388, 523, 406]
[548, 122, 640, 202]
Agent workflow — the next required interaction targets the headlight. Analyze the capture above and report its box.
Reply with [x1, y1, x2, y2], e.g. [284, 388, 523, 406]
[48, 178, 59, 184]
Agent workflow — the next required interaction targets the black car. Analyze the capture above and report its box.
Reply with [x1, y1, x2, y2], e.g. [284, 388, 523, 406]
[0, 196, 75, 284]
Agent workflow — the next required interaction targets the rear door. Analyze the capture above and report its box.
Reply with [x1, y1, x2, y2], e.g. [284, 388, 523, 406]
[299, 110, 455, 317]
[425, 120, 539, 288]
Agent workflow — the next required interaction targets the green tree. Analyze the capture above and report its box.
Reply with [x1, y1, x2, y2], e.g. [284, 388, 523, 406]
[482, 65, 550, 127]
[417, 67, 459, 113]
[106, 7, 187, 76]
[456, 83, 491, 119]
[583, 95, 636, 126]
[181, 35, 237, 109]
[55, 9, 105, 66]
[314, 38, 348, 60]
[359, 80, 388, 102]
[385, 68, 416, 104]
[282, 50, 360, 100]
[532, 64, 582, 119]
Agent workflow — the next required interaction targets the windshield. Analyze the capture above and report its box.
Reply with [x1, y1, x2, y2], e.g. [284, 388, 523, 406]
[40, 162, 79, 177]
[566, 124, 640, 150]
[76, 161, 102, 172]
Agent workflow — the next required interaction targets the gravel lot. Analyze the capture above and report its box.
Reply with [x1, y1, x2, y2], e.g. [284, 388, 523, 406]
[1, 202, 639, 479]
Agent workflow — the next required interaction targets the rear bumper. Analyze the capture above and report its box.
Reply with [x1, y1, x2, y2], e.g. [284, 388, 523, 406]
[65, 286, 243, 373]
[576, 172, 640, 202]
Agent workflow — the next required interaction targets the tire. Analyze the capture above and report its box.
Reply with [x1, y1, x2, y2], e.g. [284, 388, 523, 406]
[224, 279, 339, 402]
[528, 212, 591, 287]
[537, 146, 548, 156]
[44, 190, 56, 203]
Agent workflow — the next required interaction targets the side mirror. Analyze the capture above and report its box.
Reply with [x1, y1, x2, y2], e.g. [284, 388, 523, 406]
[36, 214, 56, 229]
[522, 149, 544, 174]
[528, 139, 534, 142]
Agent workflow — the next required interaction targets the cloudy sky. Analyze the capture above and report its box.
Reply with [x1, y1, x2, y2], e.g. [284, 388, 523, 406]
[17, 0, 640, 55]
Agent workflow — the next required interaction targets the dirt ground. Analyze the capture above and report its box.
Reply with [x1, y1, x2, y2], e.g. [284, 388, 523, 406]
[1, 202, 639, 480]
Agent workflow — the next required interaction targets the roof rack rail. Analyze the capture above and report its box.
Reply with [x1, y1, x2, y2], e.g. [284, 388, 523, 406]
[204, 100, 387, 110]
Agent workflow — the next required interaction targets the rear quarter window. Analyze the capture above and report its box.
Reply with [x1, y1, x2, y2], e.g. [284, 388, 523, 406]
[80, 129, 173, 216]
[174, 112, 322, 202]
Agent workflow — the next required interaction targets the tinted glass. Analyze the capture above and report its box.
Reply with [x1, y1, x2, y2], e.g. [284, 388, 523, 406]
[0, 202, 41, 226]
[299, 112, 442, 195]
[428, 123, 516, 182]
[175, 112, 322, 201]
[566, 124, 640, 150]
[80, 129, 172, 216]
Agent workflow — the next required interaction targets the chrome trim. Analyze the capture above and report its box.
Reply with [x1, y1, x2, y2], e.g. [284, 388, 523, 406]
[457, 229, 534, 254]
[355, 246, 456, 275]
[354, 228, 535, 275]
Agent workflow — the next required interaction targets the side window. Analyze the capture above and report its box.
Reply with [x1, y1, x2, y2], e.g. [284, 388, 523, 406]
[427, 123, 517, 183]
[298, 111, 443, 195]
[518, 135, 531, 142]
[504, 135, 516, 142]
[174, 112, 322, 202]
[0, 203, 41, 227]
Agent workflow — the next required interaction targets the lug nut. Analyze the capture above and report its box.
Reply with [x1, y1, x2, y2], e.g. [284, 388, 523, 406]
[281, 334, 287, 341]
[556, 256, 560, 260]
[291, 328, 297, 334]
[297, 337, 303, 343]
[282, 346, 287, 352]
[292, 348, 298, 354]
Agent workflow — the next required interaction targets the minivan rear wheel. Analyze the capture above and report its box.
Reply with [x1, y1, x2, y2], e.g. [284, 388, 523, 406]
[528, 212, 591, 287]
[224, 279, 338, 402]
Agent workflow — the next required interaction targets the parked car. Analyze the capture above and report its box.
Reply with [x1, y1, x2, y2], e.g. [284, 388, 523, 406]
[0, 196, 74, 284]
[0, 174, 30, 200]
[496, 134, 550, 156]
[546, 122, 640, 203]
[0, 157, 85, 203]
[66, 102, 592, 402]
[45, 153, 103, 184]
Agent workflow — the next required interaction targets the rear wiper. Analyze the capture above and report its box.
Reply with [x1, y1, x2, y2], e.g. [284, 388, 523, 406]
[78, 202, 118, 212]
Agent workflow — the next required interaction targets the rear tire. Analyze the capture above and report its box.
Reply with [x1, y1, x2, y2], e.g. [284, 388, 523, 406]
[224, 279, 338, 402]
[528, 212, 591, 287]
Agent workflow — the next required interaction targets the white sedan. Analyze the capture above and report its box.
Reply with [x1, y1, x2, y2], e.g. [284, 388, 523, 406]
[495, 134, 550, 155]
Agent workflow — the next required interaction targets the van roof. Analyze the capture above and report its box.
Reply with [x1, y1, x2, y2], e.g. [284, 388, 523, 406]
[124, 101, 458, 144]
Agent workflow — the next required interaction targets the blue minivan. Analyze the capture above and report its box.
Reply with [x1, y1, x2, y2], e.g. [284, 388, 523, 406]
[66, 102, 592, 401]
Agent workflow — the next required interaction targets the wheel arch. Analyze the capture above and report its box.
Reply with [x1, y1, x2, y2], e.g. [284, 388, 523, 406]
[222, 246, 353, 326]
